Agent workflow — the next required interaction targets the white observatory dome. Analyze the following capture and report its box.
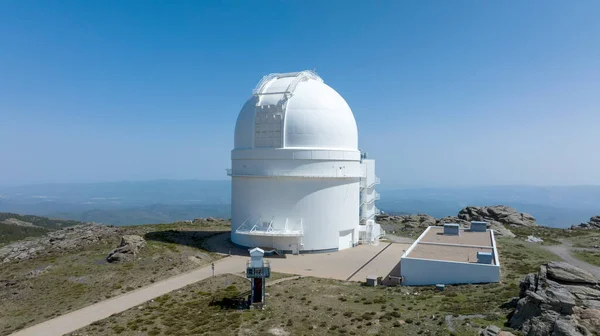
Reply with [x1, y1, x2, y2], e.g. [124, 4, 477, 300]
[228, 70, 379, 254]
[234, 71, 358, 150]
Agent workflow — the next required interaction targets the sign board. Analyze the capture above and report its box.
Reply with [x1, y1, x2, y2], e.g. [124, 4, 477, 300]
[246, 266, 271, 278]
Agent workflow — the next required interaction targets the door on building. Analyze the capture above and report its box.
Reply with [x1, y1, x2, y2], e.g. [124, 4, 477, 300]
[253, 278, 263, 303]
[338, 229, 353, 250]
[291, 243, 299, 255]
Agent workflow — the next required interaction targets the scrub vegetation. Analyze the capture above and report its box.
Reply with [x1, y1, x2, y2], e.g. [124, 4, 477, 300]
[0, 220, 228, 336]
[509, 225, 591, 245]
[67, 237, 565, 336]
[3, 214, 597, 336]
[496, 238, 563, 282]
[0, 212, 84, 245]
[571, 250, 600, 267]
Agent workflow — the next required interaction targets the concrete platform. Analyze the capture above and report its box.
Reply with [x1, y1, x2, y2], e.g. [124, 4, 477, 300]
[268, 242, 411, 281]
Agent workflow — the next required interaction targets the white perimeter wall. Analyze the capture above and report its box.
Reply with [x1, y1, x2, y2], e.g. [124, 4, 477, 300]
[401, 258, 500, 286]
[231, 176, 360, 252]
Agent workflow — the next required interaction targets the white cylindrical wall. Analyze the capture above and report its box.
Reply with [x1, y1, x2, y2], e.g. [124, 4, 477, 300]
[231, 173, 360, 252]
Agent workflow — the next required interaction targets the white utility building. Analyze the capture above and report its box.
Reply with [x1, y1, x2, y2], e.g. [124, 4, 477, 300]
[400, 222, 501, 286]
[228, 70, 382, 254]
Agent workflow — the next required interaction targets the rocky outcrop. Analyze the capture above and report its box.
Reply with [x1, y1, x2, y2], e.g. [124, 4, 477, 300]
[377, 205, 533, 238]
[0, 224, 118, 263]
[192, 217, 227, 225]
[546, 262, 599, 285]
[457, 205, 537, 238]
[458, 205, 537, 227]
[571, 216, 600, 230]
[509, 262, 600, 335]
[376, 213, 437, 228]
[106, 235, 146, 263]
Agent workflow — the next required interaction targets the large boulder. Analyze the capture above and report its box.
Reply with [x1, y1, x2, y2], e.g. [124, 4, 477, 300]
[458, 205, 537, 238]
[458, 205, 537, 227]
[571, 216, 600, 230]
[510, 262, 600, 335]
[547, 262, 598, 285]
[377, 214, 437, 235]
[106, 235, 146, 263]
[0, 224, 118, 263]
[376, 213, 436, 227]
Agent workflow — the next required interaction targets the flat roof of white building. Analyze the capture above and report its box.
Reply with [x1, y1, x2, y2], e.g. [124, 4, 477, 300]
[404, 226, 497, 264]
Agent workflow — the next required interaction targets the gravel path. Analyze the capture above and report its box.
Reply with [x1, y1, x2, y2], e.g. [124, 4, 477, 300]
[542, 240, 600, 279]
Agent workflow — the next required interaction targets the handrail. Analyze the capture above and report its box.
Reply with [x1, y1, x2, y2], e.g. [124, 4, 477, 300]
[252, 71, 322, 96]
[252, 74, 278, 95]
[236, 216, 304, 236]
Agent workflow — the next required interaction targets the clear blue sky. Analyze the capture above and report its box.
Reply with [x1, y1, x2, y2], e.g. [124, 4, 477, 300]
[1, 1, 599, 187]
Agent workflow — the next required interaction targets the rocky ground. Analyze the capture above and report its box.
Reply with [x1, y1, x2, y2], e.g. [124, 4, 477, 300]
[2, 210, 600, 335]
[572, 216, 600, 230]
[0, 219, 229, 335]
[0, 224, 119, 263]
[509, 261, 600, 335]
[377, 205, 538, 238]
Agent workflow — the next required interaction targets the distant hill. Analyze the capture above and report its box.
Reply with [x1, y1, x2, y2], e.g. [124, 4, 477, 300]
[1, 180, 600, 227]
[52, 203, 231, 226]
[0, 212, 83, 245]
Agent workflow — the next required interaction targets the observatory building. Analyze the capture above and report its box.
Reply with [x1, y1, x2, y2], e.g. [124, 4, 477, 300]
[227, 70, 381, 253]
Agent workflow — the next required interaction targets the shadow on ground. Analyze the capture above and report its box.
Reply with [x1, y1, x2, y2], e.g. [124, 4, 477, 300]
[144, 230, 250, 256]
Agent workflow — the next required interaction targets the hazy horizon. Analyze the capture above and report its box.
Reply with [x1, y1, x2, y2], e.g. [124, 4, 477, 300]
[2, 2, 600, 186]
[2, 179, 600, 189]
[1, 180, 599, 227]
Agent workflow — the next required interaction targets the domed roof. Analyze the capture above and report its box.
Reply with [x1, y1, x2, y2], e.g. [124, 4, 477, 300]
[234, 71, 358, 150]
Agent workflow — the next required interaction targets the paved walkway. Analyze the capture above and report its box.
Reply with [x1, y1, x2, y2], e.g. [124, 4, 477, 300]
[542, 240, 600, 279]
[267, 242, 410, 281]
[10, 256, 248, 336]
[11, 242, 409, 336]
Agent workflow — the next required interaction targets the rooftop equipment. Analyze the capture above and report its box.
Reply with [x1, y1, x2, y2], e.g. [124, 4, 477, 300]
[470, 221, 488, 232]
[443, 223, 460, 235]
[476, 251, 494, 264]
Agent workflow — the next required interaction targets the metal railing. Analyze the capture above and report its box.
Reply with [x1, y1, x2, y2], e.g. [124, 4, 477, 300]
[236, 217, 304, 236]
[246, 260, 271, 269]
[360, 177, 381, 189]
[252, 71, 321, 96]
[246, 261, 271, 278]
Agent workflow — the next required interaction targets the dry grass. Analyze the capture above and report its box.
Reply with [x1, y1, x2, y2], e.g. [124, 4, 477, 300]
[571, 250, 600, 267]
[510, 226, 592, 245]
[67, 236, 563, 336]
[496, 238, 563, 282]
[569, 232, 600, 249]
[2, 219, 578, 336]
[0, 220, 229, 335]
[68, 273, 522, 336]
